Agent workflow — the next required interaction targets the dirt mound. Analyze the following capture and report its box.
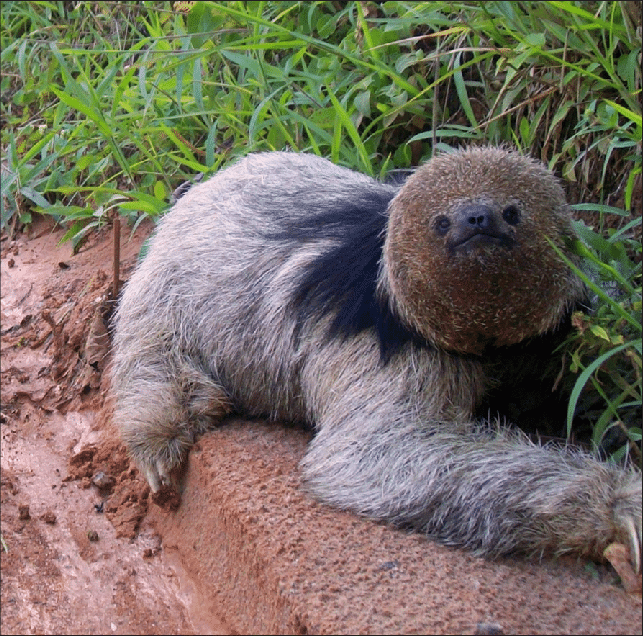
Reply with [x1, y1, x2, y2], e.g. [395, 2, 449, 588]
[1, 215, 641, 635]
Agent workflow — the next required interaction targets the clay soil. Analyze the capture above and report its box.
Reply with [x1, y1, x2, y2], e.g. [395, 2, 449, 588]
[1, 215, 641, 635]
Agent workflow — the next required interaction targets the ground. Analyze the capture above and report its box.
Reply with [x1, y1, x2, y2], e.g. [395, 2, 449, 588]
[1, 215, 641, 635]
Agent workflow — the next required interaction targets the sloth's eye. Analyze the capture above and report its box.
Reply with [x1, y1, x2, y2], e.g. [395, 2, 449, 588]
[434, 215, 451, 235]
[502, 205, 521, 225]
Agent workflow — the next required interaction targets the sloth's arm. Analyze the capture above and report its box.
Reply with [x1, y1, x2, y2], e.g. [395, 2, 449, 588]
[301, 395, 641, 567]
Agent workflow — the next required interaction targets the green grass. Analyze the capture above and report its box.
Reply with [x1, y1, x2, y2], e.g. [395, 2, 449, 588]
[1, 0, 640, 461]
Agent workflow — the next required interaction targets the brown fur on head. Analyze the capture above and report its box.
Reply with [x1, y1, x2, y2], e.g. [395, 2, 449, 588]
[381, 146, 587, 355]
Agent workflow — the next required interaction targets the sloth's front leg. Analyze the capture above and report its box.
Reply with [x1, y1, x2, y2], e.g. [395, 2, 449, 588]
[301, 399, 642, 569]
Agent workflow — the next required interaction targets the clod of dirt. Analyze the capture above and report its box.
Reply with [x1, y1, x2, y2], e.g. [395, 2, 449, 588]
[67, 446, 97, 479]
[91, 471, 114, 491]
[18, 504, 30, 520]
[83, 302, 112, 367]
[151, 484, 181, 512]
[41, 511, 57, 525]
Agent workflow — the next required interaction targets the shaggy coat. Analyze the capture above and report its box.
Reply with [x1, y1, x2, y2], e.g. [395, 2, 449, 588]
[111, 148, 641, 565]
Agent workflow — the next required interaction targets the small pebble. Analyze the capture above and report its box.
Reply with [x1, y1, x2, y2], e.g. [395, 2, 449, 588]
[474, 622, 504, 635]
[92, 471, 114, 490]
[41, 511, 57, 524]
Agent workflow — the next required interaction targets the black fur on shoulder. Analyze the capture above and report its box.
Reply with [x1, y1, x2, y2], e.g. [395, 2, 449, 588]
[271, 186, 429, 362]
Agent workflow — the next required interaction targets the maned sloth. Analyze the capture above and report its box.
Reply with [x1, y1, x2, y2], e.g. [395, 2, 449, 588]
[111, 147, 641, 567]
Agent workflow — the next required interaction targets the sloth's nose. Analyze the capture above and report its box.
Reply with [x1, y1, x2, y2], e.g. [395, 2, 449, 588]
[457, 205, 495, 231]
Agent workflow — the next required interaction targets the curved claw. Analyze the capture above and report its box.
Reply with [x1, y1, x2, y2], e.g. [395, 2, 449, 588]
[616, 475, 642, 574]
[142, 465, 161, 493]
[625, 515, 641, 574]
[142, 459, 173, 493]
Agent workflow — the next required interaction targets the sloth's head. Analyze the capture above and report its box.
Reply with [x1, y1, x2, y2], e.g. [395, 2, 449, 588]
[382, 146, 586, 355]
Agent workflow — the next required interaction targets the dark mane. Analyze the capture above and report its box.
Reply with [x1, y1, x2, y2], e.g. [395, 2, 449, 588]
[272, 186, 428, 361]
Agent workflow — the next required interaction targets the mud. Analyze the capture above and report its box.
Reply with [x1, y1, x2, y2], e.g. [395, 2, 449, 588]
[1, 216, 228, 634]
[1, 214, 641, 635]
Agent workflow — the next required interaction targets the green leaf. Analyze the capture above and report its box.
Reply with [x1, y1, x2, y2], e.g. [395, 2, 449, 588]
[602, 99, 642, 127]
[326, 87, 372, 175]
[20, 186, 50, 209]
[50, 87, 112, 138]
[566, 341, 635, 436]
[187, 1, 219, 48]
[153, 181, 167, 201]
[589, 325, 610, 342]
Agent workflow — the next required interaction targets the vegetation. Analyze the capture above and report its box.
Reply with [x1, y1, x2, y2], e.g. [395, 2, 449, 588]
[1, 0, 640, 461]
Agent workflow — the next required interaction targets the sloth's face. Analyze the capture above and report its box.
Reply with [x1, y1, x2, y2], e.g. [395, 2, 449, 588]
[382, 148, 586, 355]
[433, 200, 520, 255]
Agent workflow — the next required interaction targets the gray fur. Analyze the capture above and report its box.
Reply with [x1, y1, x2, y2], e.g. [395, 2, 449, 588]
[111, 149, 641, 566]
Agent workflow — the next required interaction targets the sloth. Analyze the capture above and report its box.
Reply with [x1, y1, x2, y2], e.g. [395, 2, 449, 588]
[111, 147, 641, 567]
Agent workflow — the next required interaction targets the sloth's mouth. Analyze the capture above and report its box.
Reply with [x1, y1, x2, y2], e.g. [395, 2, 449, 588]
[450, 230, 515, 252]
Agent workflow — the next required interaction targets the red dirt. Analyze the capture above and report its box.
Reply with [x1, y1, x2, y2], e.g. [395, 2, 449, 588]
[1, 215, 641, 635]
